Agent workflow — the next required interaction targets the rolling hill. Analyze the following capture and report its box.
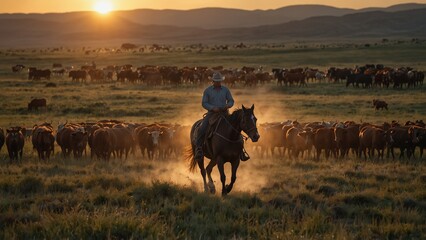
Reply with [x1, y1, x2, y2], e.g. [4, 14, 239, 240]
[0, 4, 425, 47]
[0, 3, 424, 29]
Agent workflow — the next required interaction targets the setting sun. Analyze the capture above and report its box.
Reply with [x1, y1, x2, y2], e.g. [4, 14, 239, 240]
[93, 1, 113, 14]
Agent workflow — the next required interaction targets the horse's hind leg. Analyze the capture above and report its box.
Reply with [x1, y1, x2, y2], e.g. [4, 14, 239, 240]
[206, 160, 217, 194]
[198, 158, 209, 193]
[225, 159, 240, 195]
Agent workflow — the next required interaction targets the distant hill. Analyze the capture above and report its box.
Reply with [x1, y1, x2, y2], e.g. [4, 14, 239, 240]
[1, 3, 425, 29]
[0, 5, 425, 47]
[208, 8, 426, 41]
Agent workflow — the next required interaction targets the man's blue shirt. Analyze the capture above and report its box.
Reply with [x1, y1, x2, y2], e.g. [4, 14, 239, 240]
[201, 85, 234, 111]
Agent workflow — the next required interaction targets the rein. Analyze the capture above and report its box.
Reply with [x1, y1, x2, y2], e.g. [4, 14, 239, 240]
[213, 113, 250, 143]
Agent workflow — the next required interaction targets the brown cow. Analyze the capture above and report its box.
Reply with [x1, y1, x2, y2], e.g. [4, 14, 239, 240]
[56, 126, 70, 157]
[111, 124, 134, 160]
[70, 130, 88, 159]
[244, 72, 257, 87]
[56, 123, 81, 157]
[286, 127, 314, 159]
[28, 98, 47, 111]
[32, 125, 55, 160]
[313, 128, 336, 161]
[87, 124, 102, 159]
[159, 125, 176, 159]
[334, 125, 360, 158]
[280, 124, 293, 158]
[304, 68, 318, 82]
[142, 71, 162, 86]
[256, 123, 284, 158]
[283, 70, 306, 87]
[88, 69, 105, 82]
[387, 126, 413, 160]
[408, 126, 426, 159]
[359, 127, 387, 160]
[6, 127, 25, 161]
[137, 125, 163, 160]
[91, 128, 114, 161]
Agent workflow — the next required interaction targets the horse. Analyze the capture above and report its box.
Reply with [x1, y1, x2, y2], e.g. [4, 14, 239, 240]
[186, 104, 260, 196]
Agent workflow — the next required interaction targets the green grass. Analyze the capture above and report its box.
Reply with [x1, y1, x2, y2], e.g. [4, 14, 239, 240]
[1, 40, 425, 75]
[0, 155, 425, 239]
[0, 77, 425, 127]
[0, 41, 425, 239]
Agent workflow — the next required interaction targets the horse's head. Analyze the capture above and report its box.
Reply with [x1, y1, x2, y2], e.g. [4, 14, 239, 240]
[241, 104, 260, 142]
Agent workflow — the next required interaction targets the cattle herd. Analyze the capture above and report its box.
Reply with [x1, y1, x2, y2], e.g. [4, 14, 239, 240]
[12, 63, 424, 88]
[251, 119, 426, 161]
[0, 120, 189, 162]
[1, 118, 425, 162]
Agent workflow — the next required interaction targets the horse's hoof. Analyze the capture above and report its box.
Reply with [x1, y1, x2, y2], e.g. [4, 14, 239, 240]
[208, 182, 215, 194]
[209, 185, 216, 194]
[225, 184, 233, 194]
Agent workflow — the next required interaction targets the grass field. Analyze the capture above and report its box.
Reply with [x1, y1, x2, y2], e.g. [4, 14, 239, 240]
[0, 42, 425, 239]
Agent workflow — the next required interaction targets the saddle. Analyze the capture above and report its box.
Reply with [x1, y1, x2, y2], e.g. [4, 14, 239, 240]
[208, 112, 222, 126]
[192, 112, 225, 145]
[208, 112, 229, 139]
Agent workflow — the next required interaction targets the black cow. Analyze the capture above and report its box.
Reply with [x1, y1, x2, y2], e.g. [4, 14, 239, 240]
[69, 70, 87, 82]
[373, 99, 388, 110]
[327, 67, 351, 83]
[28, 98, 47, 111]
[6, 127, 25, 161]
[272, 68, 285, 86]
[29, 68, 51, 80]
[346, 74, 373, 88]
[12, 64, 25, 72]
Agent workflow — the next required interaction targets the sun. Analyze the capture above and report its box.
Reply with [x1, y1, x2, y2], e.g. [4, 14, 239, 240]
[93, 1, 113, 14]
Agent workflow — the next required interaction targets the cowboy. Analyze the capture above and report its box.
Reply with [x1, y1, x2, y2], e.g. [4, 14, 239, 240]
[194, 71, 250, 161]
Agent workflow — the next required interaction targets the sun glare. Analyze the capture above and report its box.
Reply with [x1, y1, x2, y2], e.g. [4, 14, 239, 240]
[94, 1, 113, 14]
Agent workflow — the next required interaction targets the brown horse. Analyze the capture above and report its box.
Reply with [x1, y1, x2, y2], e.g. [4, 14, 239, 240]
[187, 105, 260, 196]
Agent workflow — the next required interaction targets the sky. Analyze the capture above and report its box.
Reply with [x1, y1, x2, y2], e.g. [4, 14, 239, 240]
[0, 0, 425, 13]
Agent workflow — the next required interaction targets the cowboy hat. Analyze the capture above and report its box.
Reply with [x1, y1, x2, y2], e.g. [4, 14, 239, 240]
[210, 71, 225, 82]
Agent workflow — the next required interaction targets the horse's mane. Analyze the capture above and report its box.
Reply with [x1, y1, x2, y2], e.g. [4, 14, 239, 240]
[227, 108, 243, 123]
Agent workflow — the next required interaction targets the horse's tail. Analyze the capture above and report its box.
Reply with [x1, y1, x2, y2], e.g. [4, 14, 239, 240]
[185, 145, 197, 173]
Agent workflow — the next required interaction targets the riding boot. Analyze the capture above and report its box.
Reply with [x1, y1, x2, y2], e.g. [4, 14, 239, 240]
[240, 147, 250, 161]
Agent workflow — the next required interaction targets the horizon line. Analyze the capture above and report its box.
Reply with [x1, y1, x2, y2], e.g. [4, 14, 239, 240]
[0, 2, 423, 15]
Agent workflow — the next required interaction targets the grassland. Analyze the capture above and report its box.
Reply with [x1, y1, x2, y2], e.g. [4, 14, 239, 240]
[0, 42, 425, 239]
[1, 40, 425, 73]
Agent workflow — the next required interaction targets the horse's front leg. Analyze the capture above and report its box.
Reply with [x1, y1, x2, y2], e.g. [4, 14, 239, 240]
[217, 157, 227, 196]
[225, 159, 240, 194]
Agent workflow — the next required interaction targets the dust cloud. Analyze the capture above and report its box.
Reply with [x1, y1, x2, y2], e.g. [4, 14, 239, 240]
[129, 156, 271, 194]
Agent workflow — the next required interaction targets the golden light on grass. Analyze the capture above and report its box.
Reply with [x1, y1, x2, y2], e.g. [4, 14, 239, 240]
[93, 1, 113, 14]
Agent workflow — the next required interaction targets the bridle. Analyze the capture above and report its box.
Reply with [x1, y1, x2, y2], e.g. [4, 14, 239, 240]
[213, 112, 257, 143]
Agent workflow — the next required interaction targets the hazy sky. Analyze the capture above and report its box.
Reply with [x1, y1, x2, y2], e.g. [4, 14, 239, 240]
[0, 0, 425, 13]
